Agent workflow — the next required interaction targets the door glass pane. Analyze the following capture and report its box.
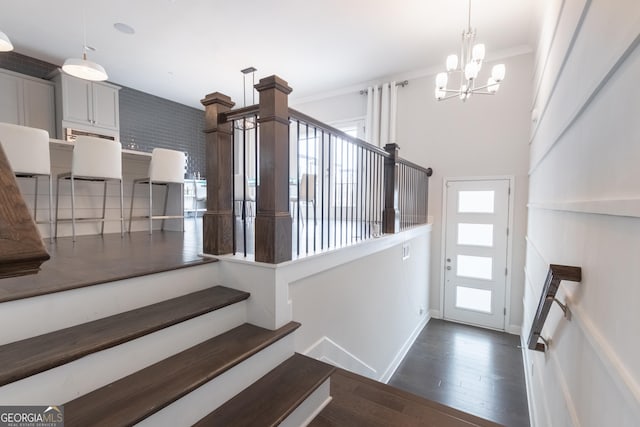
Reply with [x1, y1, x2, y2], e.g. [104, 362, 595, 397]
[458, 190, 494, 213]
[456, 286, 492, 313]
[457, 223, 494, 247]
[457, 255, 493, 280]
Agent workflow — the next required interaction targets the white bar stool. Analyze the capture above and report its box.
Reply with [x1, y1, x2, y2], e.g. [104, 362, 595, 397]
[55, 136, 124, 241]
[129, 148, 185, 234]
[0, 123, 53, 240]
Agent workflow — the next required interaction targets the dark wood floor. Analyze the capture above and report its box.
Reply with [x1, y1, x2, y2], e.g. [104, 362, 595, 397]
[311, 368, 502, 426]
[0, 218, 211, 303]
[389, 319, 529, 427]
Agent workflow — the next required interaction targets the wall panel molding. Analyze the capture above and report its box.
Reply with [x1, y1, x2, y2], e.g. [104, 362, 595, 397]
[530, 22, 640, 174]
[524, 237, 640, 418]
[528, 199, 640, 218]
[530, 0, 590, 143]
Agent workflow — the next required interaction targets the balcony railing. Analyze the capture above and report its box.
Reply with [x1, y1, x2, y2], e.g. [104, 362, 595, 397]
[201, 75, 432, 263]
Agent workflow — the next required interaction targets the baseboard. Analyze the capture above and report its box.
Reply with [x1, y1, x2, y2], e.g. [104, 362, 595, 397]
[429, 309, 442, 319]
[303, 337, 377, 379]
[379, 314, 430, 384]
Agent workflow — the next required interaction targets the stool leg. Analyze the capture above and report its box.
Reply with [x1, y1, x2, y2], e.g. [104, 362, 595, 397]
[55, 176, 60, 239]
[181, 182, 184, 232]
[70, 176, 76, 241]
[101, 180, 107, 236]
[119, 179, 124, 237]
[148, 181, 153, 235]
[129, 180, 136, 232]
[33, 176, 39, 225]
[162, 183, 169, 231]
[48, 175, 53, 242]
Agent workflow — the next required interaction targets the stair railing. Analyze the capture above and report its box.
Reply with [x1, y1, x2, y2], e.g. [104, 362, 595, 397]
[201, 75, 433, 263]
[528, 264, 582, 352]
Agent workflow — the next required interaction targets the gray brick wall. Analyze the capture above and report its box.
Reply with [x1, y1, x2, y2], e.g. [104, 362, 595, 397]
[0, 52, 206, 176]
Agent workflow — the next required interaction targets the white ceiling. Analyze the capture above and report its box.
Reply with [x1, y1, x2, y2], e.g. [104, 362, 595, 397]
[1, 0, 539, 109]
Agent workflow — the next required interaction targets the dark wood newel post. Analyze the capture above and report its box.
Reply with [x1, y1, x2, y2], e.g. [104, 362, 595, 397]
[200, 92, 235, 255]
[254, 75, 293, 263]
[383, 143, 400, 234]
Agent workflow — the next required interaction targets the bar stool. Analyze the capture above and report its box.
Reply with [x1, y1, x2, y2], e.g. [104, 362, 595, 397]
[129, 148, 185, 234]
[55, 136, 124, 241]
[234, 174, 255, 220]
[0, 123, 53, 240]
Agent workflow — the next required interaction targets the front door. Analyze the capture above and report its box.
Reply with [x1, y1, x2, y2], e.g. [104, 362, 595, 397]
[443, 179, 511, 330]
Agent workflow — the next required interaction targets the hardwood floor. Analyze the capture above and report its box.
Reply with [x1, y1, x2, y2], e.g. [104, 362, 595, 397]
[311, 368, 502, 427]
[0, 218, 210, 303]
[389, 319, 529, 427]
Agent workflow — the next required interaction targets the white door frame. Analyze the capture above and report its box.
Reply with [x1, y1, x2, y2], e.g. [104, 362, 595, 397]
[439, 175, 516, 332]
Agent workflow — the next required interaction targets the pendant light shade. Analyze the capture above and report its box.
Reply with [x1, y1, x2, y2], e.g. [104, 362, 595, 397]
[0, 30, 14, 52]
[62, 52, 108, 81]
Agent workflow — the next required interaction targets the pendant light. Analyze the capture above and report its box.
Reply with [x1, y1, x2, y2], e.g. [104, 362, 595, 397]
[0, 30, 14, 52]
[234, 67, 257, 130]
[62, 7, 108, 81]
[434, 0, 505, 102]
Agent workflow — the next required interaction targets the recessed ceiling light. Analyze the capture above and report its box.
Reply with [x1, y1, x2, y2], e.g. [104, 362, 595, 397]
[114, 23, 135, 35]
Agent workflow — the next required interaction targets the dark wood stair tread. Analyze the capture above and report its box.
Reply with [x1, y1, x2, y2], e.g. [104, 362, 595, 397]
[309, 369, 502, 427]
[64, 321, 300, 427]
[0, 286, 249, 386]
[194, 353, 335, 427]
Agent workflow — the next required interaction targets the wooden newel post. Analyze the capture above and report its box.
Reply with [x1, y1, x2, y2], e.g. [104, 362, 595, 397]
[254, 75, 293, 263]
[383, 143, 400, 234]
[200, 92, 235, 255]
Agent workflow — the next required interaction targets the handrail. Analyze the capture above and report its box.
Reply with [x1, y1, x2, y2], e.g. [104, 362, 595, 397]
[0, 144, 50, 278]
[397, 158, 434, 176]
[288, 108, 390, 157]
[222, 104, 260, 122]
[528, 264, 582, 352]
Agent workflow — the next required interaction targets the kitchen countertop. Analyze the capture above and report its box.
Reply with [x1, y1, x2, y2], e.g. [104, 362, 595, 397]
[49, 138, 153, 158]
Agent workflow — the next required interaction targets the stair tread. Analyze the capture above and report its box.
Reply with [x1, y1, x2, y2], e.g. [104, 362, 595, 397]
[64, 321, 300, 427]
[0, 286, 249, 386]
[309, 369, 502, 427]
[194, 353, 335, 427]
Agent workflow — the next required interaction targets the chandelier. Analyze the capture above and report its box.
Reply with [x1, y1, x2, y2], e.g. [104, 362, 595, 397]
[434, 0, 505, 102]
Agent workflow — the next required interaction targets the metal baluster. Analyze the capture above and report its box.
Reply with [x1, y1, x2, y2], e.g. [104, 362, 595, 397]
[296, 120, 301, 257]
[242, 120, 247, 256]
[231, 123, 236, 255]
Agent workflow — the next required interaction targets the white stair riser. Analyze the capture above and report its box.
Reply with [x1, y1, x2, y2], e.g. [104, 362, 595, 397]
[136, 334, 295, 427]
[281, 379, 331, 427]
[0, 302, 246, 405]
[0, 263, 219, 345]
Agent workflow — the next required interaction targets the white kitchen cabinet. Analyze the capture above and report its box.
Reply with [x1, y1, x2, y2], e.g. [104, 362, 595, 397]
[0, 68, 55, 135]
[50, 70, 120, 139]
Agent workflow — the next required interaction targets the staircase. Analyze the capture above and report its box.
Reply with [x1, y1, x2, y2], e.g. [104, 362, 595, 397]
[0, 270, 334, 426]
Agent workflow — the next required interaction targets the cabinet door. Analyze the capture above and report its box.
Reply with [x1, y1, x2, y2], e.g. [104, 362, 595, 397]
[23, 79, 55, 135]
[92, 83, 119, 130]
[63, 76, 92, 125]
[0, 72, 23, 125]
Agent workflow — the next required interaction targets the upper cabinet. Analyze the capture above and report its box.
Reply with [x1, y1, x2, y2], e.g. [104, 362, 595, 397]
[50, 70, 120, 139]
[0, 69, 56, 136]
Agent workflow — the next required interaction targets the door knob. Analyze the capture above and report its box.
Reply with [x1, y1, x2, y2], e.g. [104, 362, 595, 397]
[446, 258, 451, 262]
[446, 266, 452, 270]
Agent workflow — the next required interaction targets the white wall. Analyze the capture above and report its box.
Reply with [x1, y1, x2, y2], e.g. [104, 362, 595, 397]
[294, 53, 532, 332]
[524, 0, 640, 426]
[289, 226, 430, 382]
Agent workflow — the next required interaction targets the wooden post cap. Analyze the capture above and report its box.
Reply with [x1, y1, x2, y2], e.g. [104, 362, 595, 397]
[255, 75, 293, 95]
[201, 92, 235, 108]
